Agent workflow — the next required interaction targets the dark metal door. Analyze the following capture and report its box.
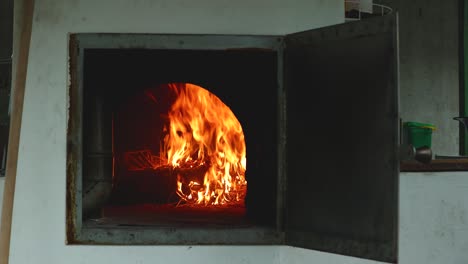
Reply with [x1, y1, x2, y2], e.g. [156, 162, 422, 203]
[284, 14, 399, 262]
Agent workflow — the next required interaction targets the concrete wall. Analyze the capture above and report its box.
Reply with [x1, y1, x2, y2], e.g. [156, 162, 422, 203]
[389, 0, 460, 155]
[5, 0, 344, 264]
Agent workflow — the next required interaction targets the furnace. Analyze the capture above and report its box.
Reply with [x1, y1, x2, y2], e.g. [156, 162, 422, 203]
[67, 14, 399, 263]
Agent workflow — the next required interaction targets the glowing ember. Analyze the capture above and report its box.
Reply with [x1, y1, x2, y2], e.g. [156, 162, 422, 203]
[124, 83, 247, 206]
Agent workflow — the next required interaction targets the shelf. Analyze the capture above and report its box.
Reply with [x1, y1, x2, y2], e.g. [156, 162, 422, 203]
[401, 159, 468, 172]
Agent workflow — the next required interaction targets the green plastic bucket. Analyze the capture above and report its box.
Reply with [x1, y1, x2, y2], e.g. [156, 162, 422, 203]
[403, 121, 436, 148]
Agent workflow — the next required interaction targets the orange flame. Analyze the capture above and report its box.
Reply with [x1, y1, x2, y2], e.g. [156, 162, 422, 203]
[161, 83, 247, 206]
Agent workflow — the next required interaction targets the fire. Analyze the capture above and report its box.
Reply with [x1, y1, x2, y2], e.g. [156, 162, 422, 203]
[160, 83, 247, 206]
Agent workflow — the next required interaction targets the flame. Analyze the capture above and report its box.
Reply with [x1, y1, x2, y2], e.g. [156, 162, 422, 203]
[161, 83, 247, 206]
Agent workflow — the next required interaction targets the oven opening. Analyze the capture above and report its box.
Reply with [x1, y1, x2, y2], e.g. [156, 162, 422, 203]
[80, 48, 279, 230]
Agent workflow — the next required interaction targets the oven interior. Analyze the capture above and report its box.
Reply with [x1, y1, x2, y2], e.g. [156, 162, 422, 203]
[82, 48, 279, 229]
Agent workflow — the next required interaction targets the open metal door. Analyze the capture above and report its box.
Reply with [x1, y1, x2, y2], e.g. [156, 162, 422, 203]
[284, 14, 399, 262]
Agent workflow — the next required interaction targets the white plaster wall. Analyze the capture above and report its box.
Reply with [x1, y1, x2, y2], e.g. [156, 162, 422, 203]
[398, 172, 468, 264]
[6, 0, 344, 264]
